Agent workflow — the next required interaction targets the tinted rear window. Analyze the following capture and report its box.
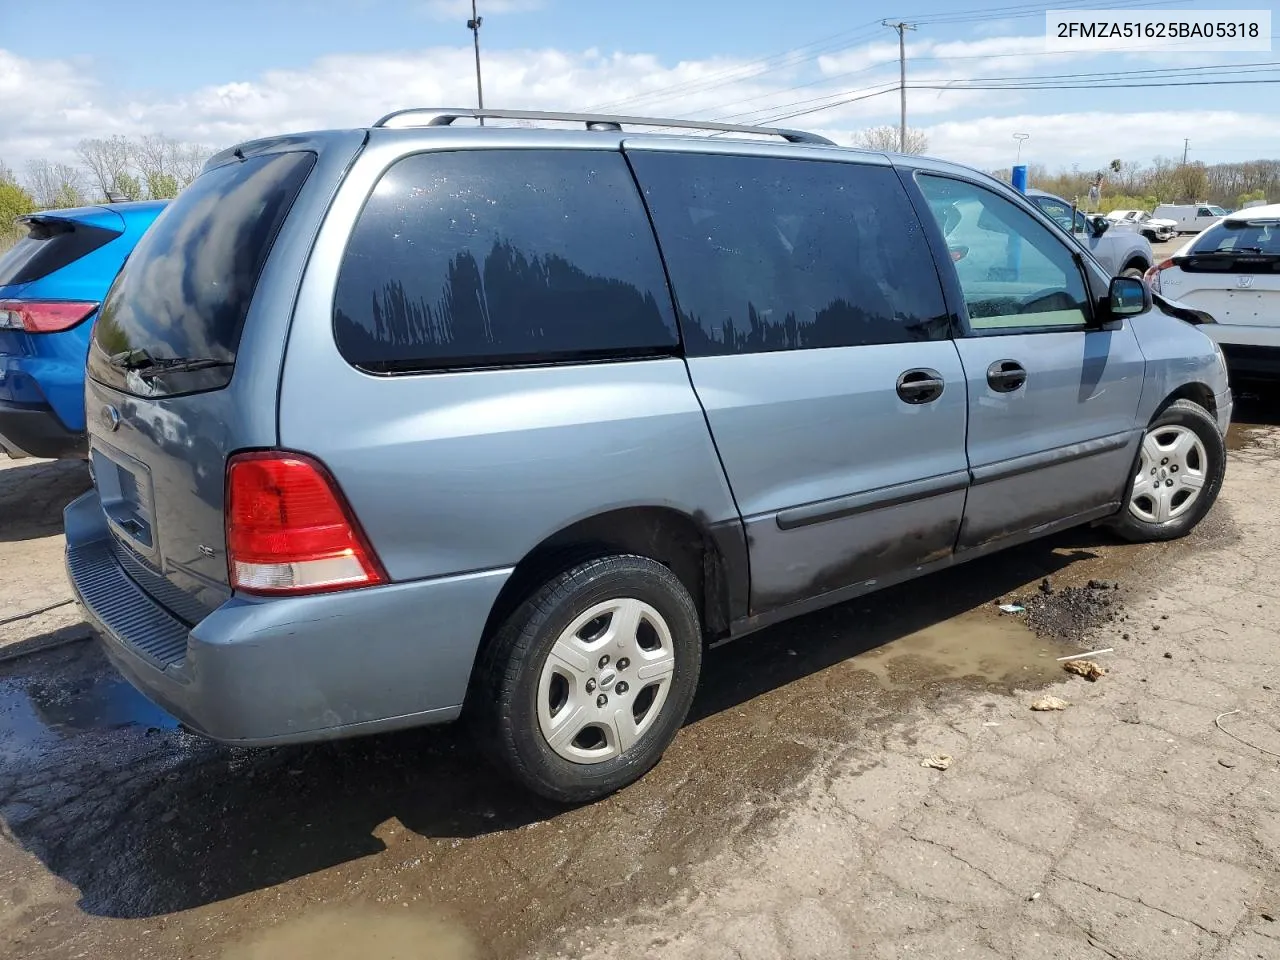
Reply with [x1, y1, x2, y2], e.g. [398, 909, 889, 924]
[0, 218, 121, 286]
[88, 151, 315, 396]
[333, 150, 678, 372]
[630, 152, 949, 355]
[1191, 220, 1280, 256]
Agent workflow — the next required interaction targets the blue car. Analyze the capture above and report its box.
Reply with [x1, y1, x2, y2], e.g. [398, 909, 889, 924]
[0, 200, 167, 458]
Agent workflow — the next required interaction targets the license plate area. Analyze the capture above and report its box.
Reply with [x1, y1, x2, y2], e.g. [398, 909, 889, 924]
[90, 440, 159, 560]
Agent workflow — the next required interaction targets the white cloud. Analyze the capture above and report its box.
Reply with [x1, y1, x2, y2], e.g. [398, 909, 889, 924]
[923, 110, 1280, 170]
[0, 41, 1274, 185]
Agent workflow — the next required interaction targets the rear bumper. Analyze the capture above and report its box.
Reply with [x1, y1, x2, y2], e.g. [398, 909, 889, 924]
[0, 399, 86, 459]
[64, 489, 511, 745]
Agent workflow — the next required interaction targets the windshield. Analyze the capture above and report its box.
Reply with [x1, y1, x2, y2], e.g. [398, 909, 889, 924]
[1190, 220, 1280, 255]
[1208, 206, 1228, 217]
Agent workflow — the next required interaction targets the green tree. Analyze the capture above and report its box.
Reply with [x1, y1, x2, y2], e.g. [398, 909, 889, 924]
[51, 183, 85, 209]
[0, 180, 36, 253]
[1238, 188, 1267, 208]
[145, 171, 180, 199]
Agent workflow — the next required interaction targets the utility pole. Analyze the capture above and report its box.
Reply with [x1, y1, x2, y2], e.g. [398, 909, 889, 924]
[883, 20, 917, 153]
[1182, 138, 1190, 165]
[467, 0, 485, 126]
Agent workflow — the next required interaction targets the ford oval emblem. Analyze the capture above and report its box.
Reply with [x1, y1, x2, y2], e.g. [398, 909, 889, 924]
[101, 404, 121, 432]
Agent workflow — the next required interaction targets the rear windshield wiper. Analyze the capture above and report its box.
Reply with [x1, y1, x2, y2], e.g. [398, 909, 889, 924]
[1196, 246, 1272, 256]
[107, 349, 232, 380]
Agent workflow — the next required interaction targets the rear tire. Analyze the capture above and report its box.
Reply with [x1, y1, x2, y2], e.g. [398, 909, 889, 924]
[1121, 265, 1146, 279]
[471, 555, 702, 803]
[1107, 399, 1225, 543]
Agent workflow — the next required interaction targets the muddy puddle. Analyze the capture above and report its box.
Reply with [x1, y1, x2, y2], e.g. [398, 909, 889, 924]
[851, 608, 1069, 690]
[222, 905, 479, 960]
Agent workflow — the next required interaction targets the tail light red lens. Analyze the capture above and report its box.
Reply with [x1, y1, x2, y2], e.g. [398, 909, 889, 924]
[0, 300, 98, 333]
[1143, 258, 1174, 293]
[226, 451, 387, 595]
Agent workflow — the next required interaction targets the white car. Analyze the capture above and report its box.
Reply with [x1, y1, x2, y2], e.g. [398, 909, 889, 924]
[1107, 209, 1177, 243]
[1147, 203, 1280, 376]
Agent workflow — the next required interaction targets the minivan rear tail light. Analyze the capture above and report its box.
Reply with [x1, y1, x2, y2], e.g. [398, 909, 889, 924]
[1144, 258, 1174, 294]
[226, 452, 387, 595]
[0, 300, 99, 333]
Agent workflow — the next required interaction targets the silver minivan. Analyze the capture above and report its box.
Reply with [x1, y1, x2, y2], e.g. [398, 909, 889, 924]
[66, 109, 1233, 801]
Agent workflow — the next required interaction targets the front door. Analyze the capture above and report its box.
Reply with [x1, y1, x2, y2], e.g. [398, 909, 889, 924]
[628, 147, 968, 615]
[915, 173, 1145, 552]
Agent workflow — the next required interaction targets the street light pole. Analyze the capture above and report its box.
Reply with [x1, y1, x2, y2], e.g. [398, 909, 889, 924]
[1013, 132, 1030, 163]
[467, 0, 485, 126]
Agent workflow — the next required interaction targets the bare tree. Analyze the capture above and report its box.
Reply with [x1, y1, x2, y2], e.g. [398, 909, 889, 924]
[172, 142, 216, 188]
[854, 125, 929, 155]
[76, 135, 139, 200]
[24, 159, 86, 209]
[0, 159, 15, 186]
[133, 134, 183, 198]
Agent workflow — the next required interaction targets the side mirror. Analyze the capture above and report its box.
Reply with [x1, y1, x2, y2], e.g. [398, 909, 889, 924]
[1108, 275, 1150, 318]
[1087, 216, 1110, 238]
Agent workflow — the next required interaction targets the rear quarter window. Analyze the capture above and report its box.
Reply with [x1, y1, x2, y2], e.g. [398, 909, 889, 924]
[333, 149, 678, 372]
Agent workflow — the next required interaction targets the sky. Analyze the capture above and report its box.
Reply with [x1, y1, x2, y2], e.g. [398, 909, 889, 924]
[1, 0, 1278, 175]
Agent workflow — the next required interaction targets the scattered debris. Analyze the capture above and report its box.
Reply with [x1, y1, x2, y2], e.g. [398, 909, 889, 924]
[1015, 579, 1121, 641]
[1163, 652, 1174, 659]
[1039, 578, 1054, 595]
[998, 603, 1025, 614]
[1218, 758, 1238, 769]
[1031, 696, 1070, 712]
[1063, 659, 1106, 681]
[1152, 624, 1161, 631]
[1215, 709, 1280, 760]
[920, 754, 954, 771]
[1058, 648, 1114, 662]
[1028, 891, 1041, 902]
[1263, 912, 1277, 923]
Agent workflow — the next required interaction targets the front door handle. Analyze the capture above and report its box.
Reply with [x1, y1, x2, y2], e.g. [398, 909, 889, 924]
[986, 360, 1027, 393]
[896, 368, 945, 405]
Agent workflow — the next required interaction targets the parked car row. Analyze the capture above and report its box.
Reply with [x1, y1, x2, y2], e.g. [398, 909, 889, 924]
[53, 107, 1233, 801]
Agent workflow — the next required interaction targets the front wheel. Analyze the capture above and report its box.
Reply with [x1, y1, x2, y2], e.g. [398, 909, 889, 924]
[471, 555, 702, 803]
[1107, 399, 1225, 542]
[1121, 266, 1146, 279]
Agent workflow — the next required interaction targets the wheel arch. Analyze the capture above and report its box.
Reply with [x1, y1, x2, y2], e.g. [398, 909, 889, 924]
[1151, 382, 1216, 424]
[1122, 253, 1151, 274]
[479, 506, 746, 650]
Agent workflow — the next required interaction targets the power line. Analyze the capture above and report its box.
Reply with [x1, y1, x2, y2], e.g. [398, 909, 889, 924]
[694, 47, 1279, 125]
[734, 64, 1280, 127]
[582, 0, 1194, 115]
[581, 20, 886, 113]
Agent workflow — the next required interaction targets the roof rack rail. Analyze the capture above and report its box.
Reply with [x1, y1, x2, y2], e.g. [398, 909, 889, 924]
[371, 107, 834, 146]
